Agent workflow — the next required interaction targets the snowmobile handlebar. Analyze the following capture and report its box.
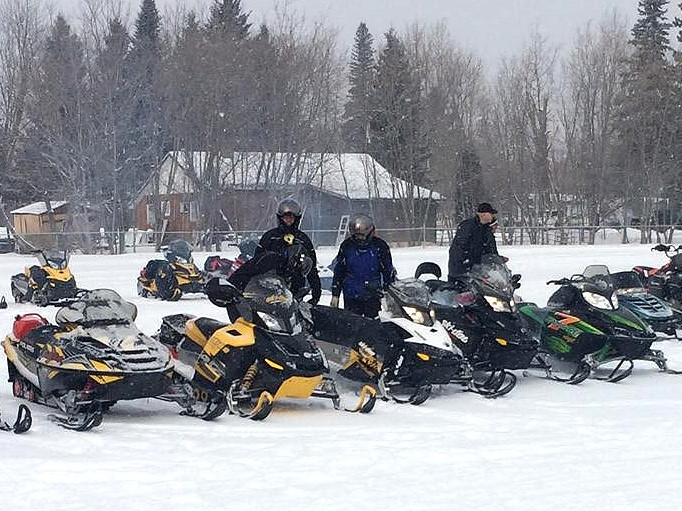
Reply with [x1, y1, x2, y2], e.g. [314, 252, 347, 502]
[652, 244, 682, 255]
[547, 275, 585, 286]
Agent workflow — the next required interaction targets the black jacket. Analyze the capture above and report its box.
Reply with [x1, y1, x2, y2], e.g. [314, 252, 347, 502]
[255, 226, 321, 304]
[448, 216, 498, 279]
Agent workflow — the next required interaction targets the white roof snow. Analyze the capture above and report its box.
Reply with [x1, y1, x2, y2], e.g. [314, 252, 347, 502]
[155, 151, 440, 200]
[11, 200, 68, 215]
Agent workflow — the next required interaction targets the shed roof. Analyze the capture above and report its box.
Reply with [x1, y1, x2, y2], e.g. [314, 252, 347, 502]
[11, 201, 68, 215]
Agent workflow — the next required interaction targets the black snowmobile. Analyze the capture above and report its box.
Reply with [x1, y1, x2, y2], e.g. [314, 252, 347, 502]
[312, 277, 511, 403]
[11, 250, 78, 306]
[156, 274, 376, 420]
[519, 268, 667, 383]
[3, 289, 226, 431]
[593, 265, 682, 340]
[633, 244, 682, 310]
[415, 256, 538, 396]
[138, 240, 205, 301]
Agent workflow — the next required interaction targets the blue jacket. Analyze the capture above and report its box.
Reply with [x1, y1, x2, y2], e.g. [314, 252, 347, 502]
[332, 237, 395, 300]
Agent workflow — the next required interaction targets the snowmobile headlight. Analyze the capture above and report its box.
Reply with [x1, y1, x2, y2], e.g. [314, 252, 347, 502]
[582, 291, 614, 310]
[402, 306, 433, 326]
[259, 312, 285, 332]
[484, 295, 512, 312]
[495, 337, 508, 346]
[416, 352, 431, 361]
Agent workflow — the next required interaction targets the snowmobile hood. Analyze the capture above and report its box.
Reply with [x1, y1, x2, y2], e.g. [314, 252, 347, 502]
[55, 289, 137, 327]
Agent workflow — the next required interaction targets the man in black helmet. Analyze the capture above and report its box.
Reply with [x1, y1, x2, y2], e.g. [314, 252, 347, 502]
[330, 213, 395, 318]
[255, 198, 322, 304]
[448, 202, 499, 281]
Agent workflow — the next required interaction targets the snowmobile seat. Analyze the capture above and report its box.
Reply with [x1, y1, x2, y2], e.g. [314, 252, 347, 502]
[193, 317, 230, 340]
[143, 259, 167, 279]
[13, 313, 49, 340]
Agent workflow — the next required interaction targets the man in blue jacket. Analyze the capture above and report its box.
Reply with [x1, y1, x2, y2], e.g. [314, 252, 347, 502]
[330, 214, 395, 318]
[448, 202, 498, 281]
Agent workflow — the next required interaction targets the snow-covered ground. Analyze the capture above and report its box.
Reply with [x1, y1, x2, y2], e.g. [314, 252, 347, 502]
[1, 244, 682, 511]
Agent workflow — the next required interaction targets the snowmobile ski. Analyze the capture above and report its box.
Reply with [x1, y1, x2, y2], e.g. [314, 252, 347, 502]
[527, 353, 592, 384]
[341, 384, 377, 413]
[48, 402, 104, 432]
[467, 369, 517, 398]
[0, 403, 32, 434]
[378, 372, 433, 405]
[227, 382, 274, 420]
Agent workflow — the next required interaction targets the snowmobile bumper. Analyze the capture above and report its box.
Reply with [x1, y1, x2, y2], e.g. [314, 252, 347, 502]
[36, 364, 174, 403]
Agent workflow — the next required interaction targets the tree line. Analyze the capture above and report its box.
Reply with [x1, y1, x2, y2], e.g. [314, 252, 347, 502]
[0, 0, 680, 245]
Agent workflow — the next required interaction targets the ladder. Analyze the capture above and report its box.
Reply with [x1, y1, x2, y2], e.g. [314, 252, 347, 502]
[335, 215, 350, 246]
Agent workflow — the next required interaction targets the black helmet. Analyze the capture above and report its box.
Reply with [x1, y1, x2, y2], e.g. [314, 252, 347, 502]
[276, 199, 302, 230]
[277, 199, 302, 218]
[348, 213, 375, 241]
[285, 244, 313, 278]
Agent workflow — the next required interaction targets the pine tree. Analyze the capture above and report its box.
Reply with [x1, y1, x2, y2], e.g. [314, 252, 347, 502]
[125, 0, 164, 191]
[344, 22, 375, 151]
[207, 0, 251, 40]
[370, 29, 429, 234]
[370, 29, 427, 182]
[620, 0, 674, 239]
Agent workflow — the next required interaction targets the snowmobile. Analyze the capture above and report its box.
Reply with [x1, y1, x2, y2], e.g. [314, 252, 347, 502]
[3, 289, 226, 431]
[633, 244, 682, 309]
[0, 401, 31, 434]
[156, 273, 376, 420]
[414, 256, 537, 396]
[203, 239, 258, 279]
[518, 268, 667, 383]
[138, 240, 205, 301]
[313, 278, 502, 403]
[591, 265, 682, 340]
[10, 250, 78, 306]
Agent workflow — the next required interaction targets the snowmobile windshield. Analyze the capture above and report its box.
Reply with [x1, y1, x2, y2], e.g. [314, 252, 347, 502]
[165, 240, 194, 263]
[469, 255, 514, 296]
[575, 273, 614, 293]
[386, 279, 434, 325]
[243, 274, 300, 333]
[55, 289, 137, 327]
[36, 250, 69, 269]
[611, 271, 646, 292]
[389, 278, 431, 309]
[671, 253, 682, 269]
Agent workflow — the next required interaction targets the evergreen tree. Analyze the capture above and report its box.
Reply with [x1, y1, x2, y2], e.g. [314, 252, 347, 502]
[370, 29, 428, 182]
[207, 0, 251, 40]
[125, 0, 164, 191]
[370, 29, 429, 234]
[344, 22, 376, 151]
[619, 0, 674, 238]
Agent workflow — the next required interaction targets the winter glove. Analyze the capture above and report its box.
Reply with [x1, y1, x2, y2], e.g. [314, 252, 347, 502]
[307, 297, 319, 305]
[205, 277, 240, 308]
[330, 295, 340, 308]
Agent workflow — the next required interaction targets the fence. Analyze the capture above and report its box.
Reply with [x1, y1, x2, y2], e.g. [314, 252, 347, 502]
[4, 225, 681, 255]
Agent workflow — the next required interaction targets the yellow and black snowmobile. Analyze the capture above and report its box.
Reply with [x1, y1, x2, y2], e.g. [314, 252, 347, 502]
[138, 240, 205, 301]
[11, 250, 78, 306]
[157, 274, 376, 420]
[3, 289, 226, 431]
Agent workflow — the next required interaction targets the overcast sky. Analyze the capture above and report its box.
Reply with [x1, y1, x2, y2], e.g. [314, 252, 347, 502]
[56, 0, 650, 67]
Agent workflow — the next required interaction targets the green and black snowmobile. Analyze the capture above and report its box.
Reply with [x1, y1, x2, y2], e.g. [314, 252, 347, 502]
[519, 269, 672, 383]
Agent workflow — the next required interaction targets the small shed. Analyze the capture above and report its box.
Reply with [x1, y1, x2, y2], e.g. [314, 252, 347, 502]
[11, 200, 68, 251]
